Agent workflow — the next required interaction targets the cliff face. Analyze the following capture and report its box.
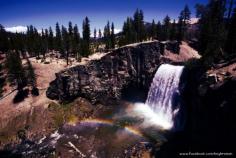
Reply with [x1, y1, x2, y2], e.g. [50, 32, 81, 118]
[46, 41, 197, 103]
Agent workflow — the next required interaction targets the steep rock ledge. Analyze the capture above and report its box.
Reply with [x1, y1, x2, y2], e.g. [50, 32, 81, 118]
[46, 41, 197, 103]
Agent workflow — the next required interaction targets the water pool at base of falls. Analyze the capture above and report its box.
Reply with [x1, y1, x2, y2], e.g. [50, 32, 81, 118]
[54, 102, 169, 157]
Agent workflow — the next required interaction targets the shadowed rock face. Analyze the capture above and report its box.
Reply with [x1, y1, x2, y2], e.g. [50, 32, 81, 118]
[156, 63, 236, 157]
[46, 41, 187, 103]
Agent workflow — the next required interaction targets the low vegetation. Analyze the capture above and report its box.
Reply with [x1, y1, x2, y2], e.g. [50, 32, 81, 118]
[0, 98, 95, 147]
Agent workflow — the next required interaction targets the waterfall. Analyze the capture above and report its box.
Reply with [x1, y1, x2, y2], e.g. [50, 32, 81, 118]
[133, 64, 184, 130]
[146, 64, 184, 129]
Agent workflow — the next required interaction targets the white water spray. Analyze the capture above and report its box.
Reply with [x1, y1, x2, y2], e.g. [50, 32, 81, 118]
[134, 64, 184, 130]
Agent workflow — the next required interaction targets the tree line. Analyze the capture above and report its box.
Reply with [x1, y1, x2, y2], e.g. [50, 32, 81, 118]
[119, 6, 191, 45]
[0, 1, 235, 62]
[196, 0, 236, 64]
[0, 17, 91, 62]
[0, 0, 236, 100]
[0, 6, 193, 59]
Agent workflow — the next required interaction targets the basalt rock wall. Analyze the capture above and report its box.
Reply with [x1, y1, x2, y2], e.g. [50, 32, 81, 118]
[46, 41, 190, 103]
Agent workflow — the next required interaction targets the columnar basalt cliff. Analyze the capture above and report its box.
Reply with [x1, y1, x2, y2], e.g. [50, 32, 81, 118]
[46, 41, 197, 103]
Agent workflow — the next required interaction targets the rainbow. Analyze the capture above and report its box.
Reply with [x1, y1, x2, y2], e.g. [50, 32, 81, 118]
[79, 118, 114, 126]
[78, 118, 143, 137]
[124, 126, 143, 137]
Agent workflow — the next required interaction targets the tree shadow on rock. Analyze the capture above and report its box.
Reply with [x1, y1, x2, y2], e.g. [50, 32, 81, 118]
[31, 87, 39, 96]
[13, 89, 29, 103]
[0, 77, 5, 97]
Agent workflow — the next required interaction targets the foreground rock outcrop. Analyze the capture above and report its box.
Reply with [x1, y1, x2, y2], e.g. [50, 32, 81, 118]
[186, 62, 236, 152]
[47, 41, 199, 103]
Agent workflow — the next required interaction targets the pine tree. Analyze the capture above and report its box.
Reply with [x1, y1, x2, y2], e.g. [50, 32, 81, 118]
[98, 29, 102, 51]
[182, 5, 191, 25]
[33, 27, 41, 58]
[55, 22, 63, 55]
[61, 25, 69, 65]
[156, 21, 162, 40]
[81, 17, 91, 56]
[111, 22, 115, 49]
[48, 27, 54, 51]
[195, 3, 206, 18]
[104, 21, 111, 49]
[133, 9, 146, 42]
[121, 17, 136, 45]
[0, 24, 9, 52]
[68, 21, 73, 36]
[41, 29, 47, 58]
[178, 5, 191, 41]
[170, 20, 177, 40]
[73, 24, 80, 60]
[225, 7, 236, 55]
[151, 19, 157, 39]
[197, 0, 227, 63]
[68, 21, 74, 58]
[93, 28, 97, 52]
[177, 16, 184, 42]
[45, 29, 49, 53]
[12, 32, 24, 52]
[98, 29, 102, 38]
[162, 15, 171, 40]
[103, 26, 107, 42]
[94, 28, 97, 39]
[26, 25, 35, 56]
[6, 51, 26, 90]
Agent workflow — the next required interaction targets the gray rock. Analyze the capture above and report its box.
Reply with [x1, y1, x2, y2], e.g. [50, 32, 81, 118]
[46, 41, 190, 103]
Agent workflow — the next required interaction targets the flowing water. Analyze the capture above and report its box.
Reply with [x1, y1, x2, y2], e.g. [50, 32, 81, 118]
[57, 64, 185, 157]
[145, 64, 184, 130]
[13, 64, 185, 157]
